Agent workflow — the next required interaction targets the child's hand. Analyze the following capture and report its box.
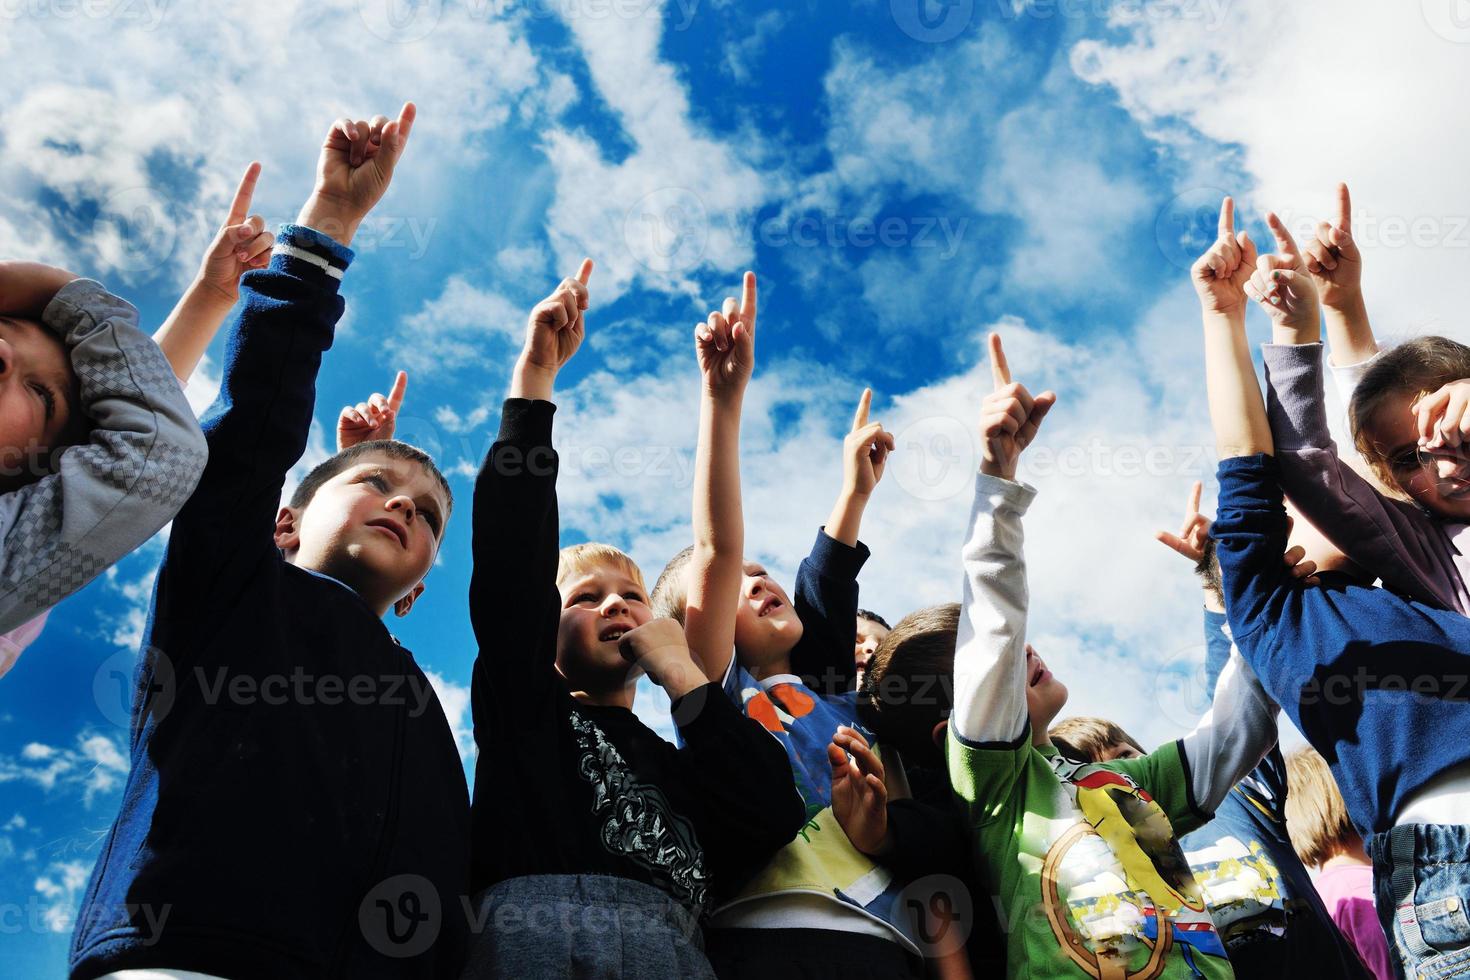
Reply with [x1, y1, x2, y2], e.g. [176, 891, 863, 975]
[979, 333, 1056, 481]
[618, 618, 705, 699]
[1244, 213, 1321, 339]
[843, 388, 895, 498]
[827, 726, 891, 857]
[1190, 197, 1257, 318]
[337, 371, 407, 451]
[696, 271, 757, 399]
[1413, 379, 1470, 450]
[512, 260, 593, 403]
[195, 162, 273, 306]
[297, 103, 417, 247]
[1302, 183, 1362, 312]
[1155, 480, 1211, 563]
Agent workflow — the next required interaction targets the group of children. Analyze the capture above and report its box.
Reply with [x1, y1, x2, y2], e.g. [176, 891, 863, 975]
[1, 96, 1465, 978]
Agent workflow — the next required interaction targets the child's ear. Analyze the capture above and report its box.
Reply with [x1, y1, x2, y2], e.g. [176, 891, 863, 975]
[930, 719, 949, 749]
[274, 506, 302, 552]
[394, 581, 426, 618]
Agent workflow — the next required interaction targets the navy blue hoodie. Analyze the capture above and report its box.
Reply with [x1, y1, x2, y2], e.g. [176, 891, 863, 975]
[70, 227, 470, 980]
[1214, 453, 1470, 836]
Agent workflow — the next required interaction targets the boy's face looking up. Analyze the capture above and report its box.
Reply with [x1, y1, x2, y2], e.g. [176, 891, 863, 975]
[275, 452, 448, 618]
[734, 559, 803, 677]
[0, 315, 80, 487]
[1025, 644, 1068, 732]
[556, 560, 652, 695]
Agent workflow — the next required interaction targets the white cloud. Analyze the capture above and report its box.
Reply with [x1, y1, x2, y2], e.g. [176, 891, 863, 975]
[0, 2, 548, 287]
[1071, 0, 1470, 343]
[540, 0, 780, 304]
[389, 276, 525, 375]
[34, 860, 90, 933]
[0, 731, 129, 806]
[425, 669, 475, 764]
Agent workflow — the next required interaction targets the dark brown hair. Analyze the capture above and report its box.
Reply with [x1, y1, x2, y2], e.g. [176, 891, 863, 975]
[289, 440, 453, 518]
[1350, 336, 1470, 488]
[858, 603, 959, 767]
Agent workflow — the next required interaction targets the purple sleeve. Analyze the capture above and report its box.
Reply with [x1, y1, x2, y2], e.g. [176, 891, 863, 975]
[1261, 342, 1468, 613]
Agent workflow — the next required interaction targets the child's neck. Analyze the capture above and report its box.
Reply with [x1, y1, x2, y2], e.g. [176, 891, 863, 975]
[1322, 841, 1370, 871]
[748, 656, 793, 683]
[572, 684, 637, 711]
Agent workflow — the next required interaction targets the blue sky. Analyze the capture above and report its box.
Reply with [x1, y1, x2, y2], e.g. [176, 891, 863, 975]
[3, 0, 1469, 972]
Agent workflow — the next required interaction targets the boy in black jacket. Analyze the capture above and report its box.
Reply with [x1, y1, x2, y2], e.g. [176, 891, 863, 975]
[462, 262, 804, 979]
[71, 105, 471, 980]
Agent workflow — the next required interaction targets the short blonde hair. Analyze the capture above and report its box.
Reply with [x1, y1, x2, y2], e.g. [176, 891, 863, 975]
[1283, 747, 1356, 868]
[1049, 716, 1145, 763]
[556, 543, 647, 594]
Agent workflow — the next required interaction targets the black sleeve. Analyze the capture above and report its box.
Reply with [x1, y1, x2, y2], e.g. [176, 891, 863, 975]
[790, 528, 870, 695]
[883, 798, 972, 883]
[468, 399, 567, 811]
[671, 682, 806, 894]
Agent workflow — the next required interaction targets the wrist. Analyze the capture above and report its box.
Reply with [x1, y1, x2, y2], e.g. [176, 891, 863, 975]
[510, 357, 557, 401]
[1200, 309, 1246, 333]
[702, 383, 747, 408]
[295, 194, 362, 248]
[187, 275, 241, 311]
[646, 653, 704, 699]
[979, 459, 1016, 481]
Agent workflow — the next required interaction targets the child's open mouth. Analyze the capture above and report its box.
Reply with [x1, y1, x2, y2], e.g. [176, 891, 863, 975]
[757, 596, 782, 618]
[599, 623, 634, 643]
[366, 519, 407, 548]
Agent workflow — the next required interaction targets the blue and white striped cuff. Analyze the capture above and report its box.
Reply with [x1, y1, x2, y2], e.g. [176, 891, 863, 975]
[272, 224, 354, 281]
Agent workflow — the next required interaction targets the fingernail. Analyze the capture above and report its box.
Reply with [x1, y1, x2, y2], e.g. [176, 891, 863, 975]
[236, 251, 249, 261]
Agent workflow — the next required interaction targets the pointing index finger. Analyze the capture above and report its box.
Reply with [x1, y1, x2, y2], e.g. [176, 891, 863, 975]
[1336, 183, 1352, 233]
[740, 271, 757, 324]
[852, 388, 872, 431]
[387, 371, 408, 414]
[989, 333, 1011, 389]
[1187, 480, 1202, 518]
[227, 162, 261, 226]
[576, 257, 594, 285]
[1218, 196, 1234, 240]
[1265, 211, 1300, 256]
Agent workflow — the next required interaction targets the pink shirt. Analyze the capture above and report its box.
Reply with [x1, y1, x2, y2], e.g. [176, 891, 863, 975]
[1316, 863, 1394, 980]
[0, 611, 48, 679]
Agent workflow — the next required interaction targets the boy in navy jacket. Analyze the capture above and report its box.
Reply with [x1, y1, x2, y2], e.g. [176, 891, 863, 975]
[71, 105, 471, 980]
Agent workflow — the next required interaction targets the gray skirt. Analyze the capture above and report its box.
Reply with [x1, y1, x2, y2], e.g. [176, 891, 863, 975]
[458, 874, 715, 979]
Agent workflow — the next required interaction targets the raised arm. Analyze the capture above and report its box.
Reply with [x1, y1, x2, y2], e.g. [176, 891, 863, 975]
[790, 389, 892, 693]
[951, 333, 1054, 745]
[469, 262, 591, 743]
[0, 267, 206, 631]
[1191, 197, 1273, 460]
[683, 272, 756, 684]
[1302, 183, 1378, 368]
[152, 162, 275, 384]
[165, 106, 415, 595]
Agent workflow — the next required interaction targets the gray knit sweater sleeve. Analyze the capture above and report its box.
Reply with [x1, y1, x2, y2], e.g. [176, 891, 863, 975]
[0, 279, 206, 632]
